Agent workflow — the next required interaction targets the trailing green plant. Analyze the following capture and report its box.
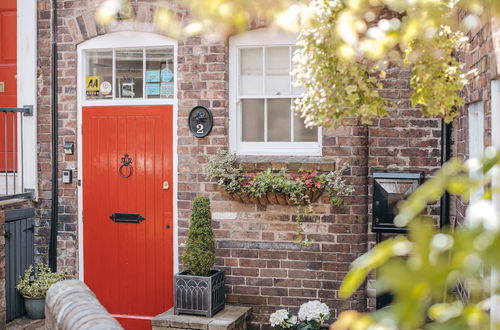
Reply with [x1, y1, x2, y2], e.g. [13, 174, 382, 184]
[182, 196, 216, 277]
[16, 263, 67, 298]
[247, 168, 288, 198]
[203, 150, 243, 194]
[203, 150, 353, 245]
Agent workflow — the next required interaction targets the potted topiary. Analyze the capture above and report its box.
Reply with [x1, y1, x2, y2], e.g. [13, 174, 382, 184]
[174, 196, 225, 317]
[16, 263, 67, 319]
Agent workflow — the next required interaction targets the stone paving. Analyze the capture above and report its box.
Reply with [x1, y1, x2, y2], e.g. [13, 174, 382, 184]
[6, 317, 44, 330]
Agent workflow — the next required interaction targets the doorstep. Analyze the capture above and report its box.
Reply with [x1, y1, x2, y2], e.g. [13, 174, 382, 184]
[6, 317, 44, 330]
[152, 305, 251, 330]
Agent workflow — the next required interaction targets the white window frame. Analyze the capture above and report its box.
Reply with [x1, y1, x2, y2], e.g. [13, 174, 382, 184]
[77, 31, 179, 280]
[229, 28, 322, 156]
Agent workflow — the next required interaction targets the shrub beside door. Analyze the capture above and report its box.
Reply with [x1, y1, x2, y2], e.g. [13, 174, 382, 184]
[174, 196, 225, 317]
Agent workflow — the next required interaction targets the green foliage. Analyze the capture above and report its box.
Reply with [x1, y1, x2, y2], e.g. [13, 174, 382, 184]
[293, 0, 389, 127]
[333, 148, 500, 330]
[204, 151, 353, 204]
[203, 150, 243, 194]
[406, 26, 470, 123]
[183, 196, 216, 276]
[247, 168, 288, 197]
[204, 151, 353, 245]
[16, 264, 67, 298]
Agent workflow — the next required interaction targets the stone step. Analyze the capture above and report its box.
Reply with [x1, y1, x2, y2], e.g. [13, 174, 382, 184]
[152, 305, 251, 330]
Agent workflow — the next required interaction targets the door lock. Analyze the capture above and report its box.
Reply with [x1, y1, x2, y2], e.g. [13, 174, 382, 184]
[163, 181, 169, 190]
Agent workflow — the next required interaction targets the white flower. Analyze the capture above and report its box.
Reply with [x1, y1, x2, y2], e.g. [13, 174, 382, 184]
[270, 309, 296, 328]
[298, 300, 330, 322]
[465, 200, 500, 232]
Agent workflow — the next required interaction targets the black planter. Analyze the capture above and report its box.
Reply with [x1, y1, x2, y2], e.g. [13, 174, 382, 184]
[174, 269, 225, 317]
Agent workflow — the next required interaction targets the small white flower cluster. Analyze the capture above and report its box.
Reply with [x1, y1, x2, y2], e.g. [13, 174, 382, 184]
[270, 309, 297, 329]
[298, 300, 330, 322]
[270, 301, 330, 329]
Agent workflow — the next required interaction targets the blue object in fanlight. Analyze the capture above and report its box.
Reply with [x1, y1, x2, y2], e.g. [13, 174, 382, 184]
[161, 68, 173, 82]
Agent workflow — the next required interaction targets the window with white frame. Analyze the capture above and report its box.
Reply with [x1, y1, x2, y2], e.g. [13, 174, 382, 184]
[229, 29, 321, 156]
[84, 47, 175, 100]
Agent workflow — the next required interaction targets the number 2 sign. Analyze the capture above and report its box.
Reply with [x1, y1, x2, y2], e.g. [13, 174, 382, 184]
[188, 106, 214, 138]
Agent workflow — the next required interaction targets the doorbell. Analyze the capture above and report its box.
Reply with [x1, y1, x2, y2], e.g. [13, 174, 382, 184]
[62, 170, 73, 184]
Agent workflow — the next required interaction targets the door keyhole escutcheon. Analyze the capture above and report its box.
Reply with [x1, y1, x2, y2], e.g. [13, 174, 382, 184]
[163, 181, 169, 190]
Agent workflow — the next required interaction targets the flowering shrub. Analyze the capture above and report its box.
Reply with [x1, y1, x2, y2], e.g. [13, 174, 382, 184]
[270, 309, 298, 329]
[270, 300, 330, 330]
[16, 263, 67, 298]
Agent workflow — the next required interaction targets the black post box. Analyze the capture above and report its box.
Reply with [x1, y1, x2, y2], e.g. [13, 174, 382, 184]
[372, 172, 423, 233]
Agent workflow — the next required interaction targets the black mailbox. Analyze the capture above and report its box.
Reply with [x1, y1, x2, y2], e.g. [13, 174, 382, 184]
[372, 172, 422, 233]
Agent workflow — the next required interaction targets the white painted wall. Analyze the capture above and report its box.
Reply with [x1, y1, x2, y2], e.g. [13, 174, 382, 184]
[17, 0, 38, 197]
[490, 80, 500, 325]
[468, 101, 484, 204]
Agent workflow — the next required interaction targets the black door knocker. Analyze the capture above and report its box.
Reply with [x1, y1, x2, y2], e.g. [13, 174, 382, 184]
[119, 153, 133, 178]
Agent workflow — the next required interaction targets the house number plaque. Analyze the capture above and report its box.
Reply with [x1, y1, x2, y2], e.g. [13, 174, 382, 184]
[188, 106, 213, 138]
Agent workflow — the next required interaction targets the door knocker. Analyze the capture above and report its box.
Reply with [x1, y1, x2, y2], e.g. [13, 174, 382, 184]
[119, 154, 133, 178]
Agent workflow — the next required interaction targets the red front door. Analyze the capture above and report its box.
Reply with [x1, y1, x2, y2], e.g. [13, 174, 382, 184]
[83, 105, 174, 330]
[0, 0, 17, 172]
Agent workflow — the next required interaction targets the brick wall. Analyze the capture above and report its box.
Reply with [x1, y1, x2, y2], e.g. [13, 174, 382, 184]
[452, 17, 497, 225]
[35, 1, 442, 329]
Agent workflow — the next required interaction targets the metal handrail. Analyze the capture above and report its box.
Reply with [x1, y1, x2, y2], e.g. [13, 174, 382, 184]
[0, 105, 33, 116]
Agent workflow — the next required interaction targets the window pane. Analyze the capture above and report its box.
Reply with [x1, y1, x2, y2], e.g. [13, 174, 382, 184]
[116, 49, 143, 98]
[265, 47, 290, 96]
[85, 50, 113, 100]
[242, 99, 264, 141]
[240, 48, 263, 95]
[146, 48, 174, 99]
[294, 112, 318, 142]
[268, 99, 291, 142]
[291, 46, 305, 95]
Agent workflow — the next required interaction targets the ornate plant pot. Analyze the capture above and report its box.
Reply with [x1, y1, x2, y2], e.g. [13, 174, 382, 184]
[174, 269, 225, 317]
[23, 296, 45, 319]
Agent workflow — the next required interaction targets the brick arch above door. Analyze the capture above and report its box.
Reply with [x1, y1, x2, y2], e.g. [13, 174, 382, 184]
[63, 1, 186, 45]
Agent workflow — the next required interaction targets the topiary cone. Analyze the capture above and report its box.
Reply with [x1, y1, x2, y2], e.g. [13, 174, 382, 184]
[182, 196, 216, 277]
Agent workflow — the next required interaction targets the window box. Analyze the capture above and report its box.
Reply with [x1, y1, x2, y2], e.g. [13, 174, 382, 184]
[219, 187, 323, 206]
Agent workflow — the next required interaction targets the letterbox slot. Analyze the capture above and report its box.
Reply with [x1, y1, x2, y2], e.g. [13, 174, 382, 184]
[109, 213, 145, 223]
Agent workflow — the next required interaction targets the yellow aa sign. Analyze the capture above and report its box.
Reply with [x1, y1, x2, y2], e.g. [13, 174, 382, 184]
[86, 76, 100, 97]
[86, 76, 100, 91]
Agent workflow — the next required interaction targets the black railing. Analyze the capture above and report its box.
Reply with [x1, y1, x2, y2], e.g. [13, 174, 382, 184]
[0, 106, 32, 199]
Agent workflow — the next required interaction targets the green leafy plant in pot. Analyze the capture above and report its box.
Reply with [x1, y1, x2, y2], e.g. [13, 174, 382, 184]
[174, 196, 224, 317]
[16, 263, 67, 319]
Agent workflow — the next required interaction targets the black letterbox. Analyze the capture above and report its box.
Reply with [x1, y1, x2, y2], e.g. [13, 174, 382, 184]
[372, 172, 422, 233]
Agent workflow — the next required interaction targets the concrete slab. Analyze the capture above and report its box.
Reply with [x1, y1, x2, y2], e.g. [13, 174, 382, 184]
[152, 305, 251, 330]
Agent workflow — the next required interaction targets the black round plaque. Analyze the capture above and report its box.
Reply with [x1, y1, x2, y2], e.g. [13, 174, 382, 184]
[188, 106, 213, 138]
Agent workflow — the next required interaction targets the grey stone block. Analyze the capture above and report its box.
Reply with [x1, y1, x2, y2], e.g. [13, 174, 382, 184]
[153, 305, 251, 330]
